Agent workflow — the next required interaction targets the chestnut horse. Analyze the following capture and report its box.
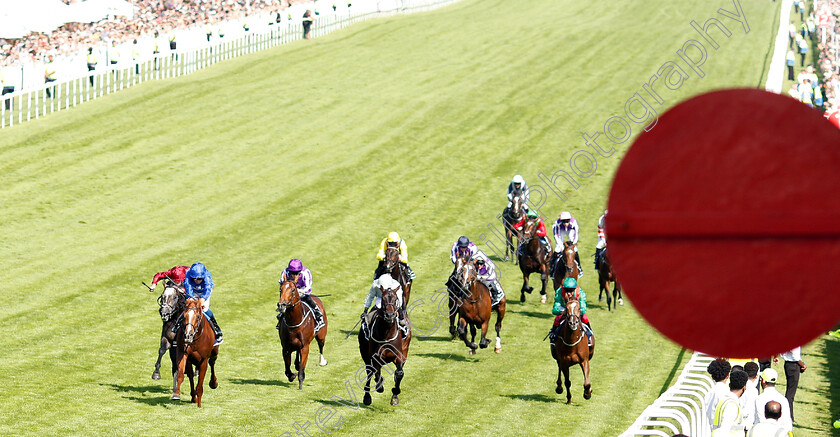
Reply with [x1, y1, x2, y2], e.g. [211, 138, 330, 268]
[517, 218, 550, 303]
[383, 245, 411, 305]
[552, 241, 580, 294]
[172, 298, 219, 407]
[358, 284, 411, 406]
[454, 260, 505, 354]
[502, 192, 525, 264]
[152, 281, 184, 380]
[277, 279, 328, 390]
[597, 248, 623, 311]
[550, 292, 594, 403]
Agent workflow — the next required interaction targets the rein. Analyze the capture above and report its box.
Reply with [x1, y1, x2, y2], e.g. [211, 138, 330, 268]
[369, 316, 400, 343]
[183, 305, 205, 342]
[280, 303, 312, 329]
[560, 302, 584, 347]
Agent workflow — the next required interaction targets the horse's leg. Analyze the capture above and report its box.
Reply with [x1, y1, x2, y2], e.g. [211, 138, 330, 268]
[195, 359, 207, 407]
[520, 272, 530, 302]
[298, 344, 310, 390]
[391, 359, 405, 406]
[363, 363, 375, 406]
[171, 347, 181, 400]
[294, 350, 301, 372]
[283, 348, 296, 382]
[563, 364, 572, 404]
[582, 359, 592, 400]
[539, 267, 548, 302]
[598, 274, 605, 302]
[209, 346, 218, 389]
[458, 317, 476, 352]
[448, 292, 458, 339]
[375, 367, 384, 393]
[172, 350, 187, 401]
[316, 329, 328, 366]
[478, 319, 490, 349]
[603, 276, 612, 311]
[152, 335, 168, 380]
[186, 361, 196, 403]
[555, 359, 564, 395]
[615, 279, 623, 306]
[494, 299, 505, 353]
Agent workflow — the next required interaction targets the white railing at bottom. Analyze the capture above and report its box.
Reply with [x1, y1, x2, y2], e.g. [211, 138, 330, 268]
[0, 0, 461, 130]
[619, 352, 715, 437]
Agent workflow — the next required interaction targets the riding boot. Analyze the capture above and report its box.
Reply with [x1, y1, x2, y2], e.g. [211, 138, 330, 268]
[575, 252, 583, 278]
[398, 307, 408, 329]
[208, 314, 223, 345]
[594, 248, 603, 270]
[405, 263, 416, 281]
[302, 294, 324, 329]
[490, 282, 504, 306]
[548, 251, 557, 276]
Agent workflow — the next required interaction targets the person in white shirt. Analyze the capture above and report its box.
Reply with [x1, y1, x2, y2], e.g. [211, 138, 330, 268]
[748, 401, 788, 437]
[753, 368, 793, 433]
[706, 358, 732, 427]
[740, 362, 760, 431]
[713, 369, 748, 432]
[779, 346, 806, 422]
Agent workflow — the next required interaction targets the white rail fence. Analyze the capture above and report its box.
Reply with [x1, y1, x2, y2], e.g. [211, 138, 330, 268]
[620, 352, 715, 437]
[0, 0, 460, 129]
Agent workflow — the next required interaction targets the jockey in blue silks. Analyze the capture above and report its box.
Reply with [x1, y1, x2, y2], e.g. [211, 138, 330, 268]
[183, 262, 223, 345]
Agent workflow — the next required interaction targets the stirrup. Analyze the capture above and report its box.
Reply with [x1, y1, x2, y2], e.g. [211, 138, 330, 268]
[214, 336, 224, 346]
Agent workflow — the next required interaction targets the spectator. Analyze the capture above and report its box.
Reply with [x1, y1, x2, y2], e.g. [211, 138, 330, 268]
[779, 346, 806, 422]
[86, 47, 97, 86]
[740, 362, 760, 430]
[1, 69, 14, 110]
[302, 9, 314, 39]
[712, 369, 748, 433]
[799, 38, 809, 66]
[754, 368, 793, 433]
[132, 40, 140, 75]
[787, 50, 796, 80]
[706, 358, 732, 427]
[748, 401, 788, 437]
[44, 55, 56, 98]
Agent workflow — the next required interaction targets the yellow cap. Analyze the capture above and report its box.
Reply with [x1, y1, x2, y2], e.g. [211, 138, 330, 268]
[387, 232, 400, 243]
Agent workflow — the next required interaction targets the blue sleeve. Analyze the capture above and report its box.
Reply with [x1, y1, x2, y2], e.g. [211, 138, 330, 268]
[184, 279, 194, 297]
[204, 271, 215, 298]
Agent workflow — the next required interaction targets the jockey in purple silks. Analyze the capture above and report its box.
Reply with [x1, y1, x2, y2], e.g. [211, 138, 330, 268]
[279, 259, 324, 329]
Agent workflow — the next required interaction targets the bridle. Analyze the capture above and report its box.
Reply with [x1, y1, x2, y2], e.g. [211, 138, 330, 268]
[370, 287, 400, 343]
[278, 280, 311, 329]
[564, 243, 576, 273]
[183, 300, 205, 345]
[458, 262, 482, 303]
[159, 283, 184, 322]
[561, 298, 584, 347]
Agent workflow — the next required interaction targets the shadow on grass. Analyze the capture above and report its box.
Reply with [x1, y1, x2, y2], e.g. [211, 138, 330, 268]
[229, 377, 291, 387]
[415, 334, 455, 342]
[103, 383, 169, 394]
[659, 348, 687, 396]
[415, 352, 467, 362]
[514, 310, 553, 320]
[501, 393, 555, 403]
[824, 336, 840, 437]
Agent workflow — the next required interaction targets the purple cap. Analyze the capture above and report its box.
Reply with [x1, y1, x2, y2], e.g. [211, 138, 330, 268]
[287, 259, 303, 272]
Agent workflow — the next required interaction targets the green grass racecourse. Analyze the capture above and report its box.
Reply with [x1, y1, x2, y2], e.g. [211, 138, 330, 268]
[0, 0, 835, 435]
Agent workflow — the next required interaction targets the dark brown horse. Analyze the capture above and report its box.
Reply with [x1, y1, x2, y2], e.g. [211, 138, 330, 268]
[550, 292, 594, 403]
[502, 192, 525, 264]
[446, 250, 474, 338]
[277, 280, 328, 390]
[152, 281, 184, 381]
[453, 260, 505, 354]
[517, 218, 550, 302]
[383, 245, 411, 305]
[552, 242, 580, 295]
[597, 248, 623, 311]
[172, 298, 219, 407]
[358, 283, 411, 406]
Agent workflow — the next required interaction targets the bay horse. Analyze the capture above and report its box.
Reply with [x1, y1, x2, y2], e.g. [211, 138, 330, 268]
[597, 248, 623, 311]
[502, 192, 525, 264]
[517, 218, 550, 303]
[447, 250, 472, 338]
[383, 245, 411, 305]
[550, 291, 594, 403]
[152, 281, 184, 381]
[172, 298, 219, 407]
[552, 241, 580, 295]
[454, 260, 505, 354]
[277, 279, 328, 390]
[358, 283, 411, 406]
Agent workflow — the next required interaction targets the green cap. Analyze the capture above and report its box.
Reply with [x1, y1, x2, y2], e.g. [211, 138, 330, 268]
[562, 277, 577, 289]
[526, 209, 539, 218]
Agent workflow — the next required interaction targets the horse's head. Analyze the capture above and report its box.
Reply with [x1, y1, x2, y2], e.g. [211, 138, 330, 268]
[159, 281, 184, 321]
[511, 193, 523, 217]
[458, 260, 477, 292]
[564, 294, 581, 331]
[378, 284, 400, 324]
[277, 280, 300, 314]
[521, 218, 538, 241]
[563, 241, 576, 272]
[384, 245, 400, 272]
[183, 298, 204, 345]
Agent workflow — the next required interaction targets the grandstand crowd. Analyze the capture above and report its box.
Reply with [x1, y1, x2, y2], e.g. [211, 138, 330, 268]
[0, 0, 307, 67]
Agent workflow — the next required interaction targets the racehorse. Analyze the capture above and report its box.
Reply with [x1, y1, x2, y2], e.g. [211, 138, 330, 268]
[172, 298, 219, 407]
[447, 252, 472, 338]
[517, 218, 550, 303]
[383, 245, 411, 305]
[597, 248, 623, 311]
[502, 192, 525, 264]
[550, 291, 594, 403]
[277, 279, 328, 390]
[552, 241, 580, 295]
[453, 260, 505, 354]
[152, 281, 184, 381]
[358, 283, 411, 406]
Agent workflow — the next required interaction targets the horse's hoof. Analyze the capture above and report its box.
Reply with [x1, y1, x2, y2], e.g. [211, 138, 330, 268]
[171, 394, 180, 401]
[377, 385, 384, 393]
[287, 373, 296, 382]
[319, 357, 328, 366]
[479, 341, 489, 349]
[391, 395, 399, 406]
[494, 347, 502, 353]
[555, 386, 562, 395]
[527, 287, 534, 294]
[540, 295, 546, 304]
[566, 399, 572, 404]
[618, 298, 624, 305]
[151, 371, 161, 380]
[520, 294, 526, 303]
[363, 394, 372, 406]
[449, 325, 457, 338]
[584, 391, 592, 400]
[598, 295, 603, 302]
[209, 379, 218, 389]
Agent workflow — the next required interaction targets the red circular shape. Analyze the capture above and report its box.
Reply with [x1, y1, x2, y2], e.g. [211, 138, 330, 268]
[607, 89, 840, 358]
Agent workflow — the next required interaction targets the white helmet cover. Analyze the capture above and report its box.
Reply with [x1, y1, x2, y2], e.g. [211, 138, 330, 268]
[560, 211, 572, 220]
[512, 174, 525, 184]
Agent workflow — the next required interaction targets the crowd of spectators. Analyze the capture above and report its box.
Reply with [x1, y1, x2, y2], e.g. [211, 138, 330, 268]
[0, 0, 308, 67]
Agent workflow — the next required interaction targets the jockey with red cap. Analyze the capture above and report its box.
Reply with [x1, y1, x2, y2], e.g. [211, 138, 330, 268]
[149, 265, 189, 291]
[279, 259, 324, 329]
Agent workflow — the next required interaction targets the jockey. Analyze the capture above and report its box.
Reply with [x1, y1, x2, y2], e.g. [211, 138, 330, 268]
[506, 174, 531, 212]
[594, 209, 607, 271]
[362, 273, 407, 328]
[374, 231, 415, 283]
[548, 277, 591, 341]
[513, 209, 551, 253]
[472, 250, 505, 306]
[551, 211, 583, 278]
[450, 235, 478, 264]
[149, 265, 189, 291]
[279, 259, 324, 330]
[183, 262, 223, 346]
